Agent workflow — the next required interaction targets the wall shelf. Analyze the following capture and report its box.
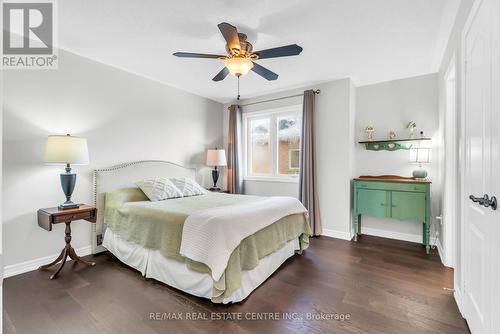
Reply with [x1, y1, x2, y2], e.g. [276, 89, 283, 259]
[358, 137, 431, 151]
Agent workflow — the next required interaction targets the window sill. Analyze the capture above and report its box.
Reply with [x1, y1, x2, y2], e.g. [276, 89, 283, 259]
[244, 176, 300, 183]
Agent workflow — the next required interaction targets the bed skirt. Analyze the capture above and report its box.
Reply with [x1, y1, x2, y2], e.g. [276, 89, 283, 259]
[103, 228, 299, 303]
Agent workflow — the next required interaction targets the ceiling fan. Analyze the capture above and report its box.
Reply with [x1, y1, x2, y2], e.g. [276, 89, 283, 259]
[173, 22, 303, 82]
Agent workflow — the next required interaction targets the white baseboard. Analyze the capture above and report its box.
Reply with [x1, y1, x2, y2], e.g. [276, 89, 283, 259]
[322, 229, 352, 240]
[3, 245, 92, 279]
[361, 227, 422, 243]
[436, 239, 453, 267]
[454, 287, 465, 317]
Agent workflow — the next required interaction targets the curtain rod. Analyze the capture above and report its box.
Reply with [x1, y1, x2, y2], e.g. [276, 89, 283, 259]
[238, 89, 320, 107]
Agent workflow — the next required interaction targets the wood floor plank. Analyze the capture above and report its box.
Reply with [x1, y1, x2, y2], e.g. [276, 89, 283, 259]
[3, 235, 469, 334]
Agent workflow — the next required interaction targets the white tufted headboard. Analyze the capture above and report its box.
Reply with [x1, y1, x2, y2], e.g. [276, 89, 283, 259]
[92, 160, 196, 254]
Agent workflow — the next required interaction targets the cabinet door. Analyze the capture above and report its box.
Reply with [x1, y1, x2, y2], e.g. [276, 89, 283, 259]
[357, 189, 389, 218]
[391, 191, 425, 222]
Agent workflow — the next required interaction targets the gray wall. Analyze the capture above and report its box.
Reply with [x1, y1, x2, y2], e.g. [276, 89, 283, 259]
[355, 74, 440, 241]
[3, 49, 223, 268]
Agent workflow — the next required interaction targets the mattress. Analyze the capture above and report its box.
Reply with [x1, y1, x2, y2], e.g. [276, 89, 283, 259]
[103, 228, 300, 304]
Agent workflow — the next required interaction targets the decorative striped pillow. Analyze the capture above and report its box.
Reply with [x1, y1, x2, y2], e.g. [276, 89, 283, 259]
[169, 177, 207, 197]
[136, 177, 183, 201]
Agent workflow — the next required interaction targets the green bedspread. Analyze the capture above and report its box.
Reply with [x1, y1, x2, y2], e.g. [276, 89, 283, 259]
[104, 188, 311, 302]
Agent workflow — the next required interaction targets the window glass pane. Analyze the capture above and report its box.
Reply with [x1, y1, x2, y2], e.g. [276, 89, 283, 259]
[250, 118, 271, 174]
[278, 115, 301, 175]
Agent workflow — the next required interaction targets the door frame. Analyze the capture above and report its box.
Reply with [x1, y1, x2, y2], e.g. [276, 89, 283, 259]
[442, 53, 457, 268]
[456, 0, 482, 316]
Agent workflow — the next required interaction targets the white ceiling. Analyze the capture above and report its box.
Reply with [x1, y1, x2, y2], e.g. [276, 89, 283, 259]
[58, 0, 460, 103]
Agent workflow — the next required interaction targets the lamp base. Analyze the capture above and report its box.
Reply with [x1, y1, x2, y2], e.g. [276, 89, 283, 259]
[209, 187, 221, 191]
[412, 167, 428, 180]
[60, 171, 78, 210]
[59, 201, 79, 210]
[211, 169, 220, 189]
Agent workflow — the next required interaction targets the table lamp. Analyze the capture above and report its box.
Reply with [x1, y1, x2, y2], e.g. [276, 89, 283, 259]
[409, 147, 430, 179]
[206, 148, 227, 191]
[44, 134, 89, 210]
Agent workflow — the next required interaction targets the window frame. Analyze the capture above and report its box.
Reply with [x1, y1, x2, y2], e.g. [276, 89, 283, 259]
[288, 148, 300, 171]
[243, 104, 302, 183]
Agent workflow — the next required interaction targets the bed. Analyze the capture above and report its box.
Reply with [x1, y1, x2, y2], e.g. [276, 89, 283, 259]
[92, 161, 311, 303]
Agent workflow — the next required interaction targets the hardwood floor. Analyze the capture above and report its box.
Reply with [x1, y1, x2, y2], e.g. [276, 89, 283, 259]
[3, 236, 469, 334]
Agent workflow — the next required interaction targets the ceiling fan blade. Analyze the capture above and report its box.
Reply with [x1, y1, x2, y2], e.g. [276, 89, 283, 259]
[217, 22, 240, 52]
[253, 44, 303, 59]
[212, 67, 230, 81]
[173, 52, 224, 59]
[251, 62, 278, 81]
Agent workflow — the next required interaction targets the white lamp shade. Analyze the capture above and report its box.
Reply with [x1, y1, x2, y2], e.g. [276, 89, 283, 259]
[206, 149, 227, 166]
[223, 57, 254, 77]
[44, 135, 89, 165]
[409, 147, 431, 163]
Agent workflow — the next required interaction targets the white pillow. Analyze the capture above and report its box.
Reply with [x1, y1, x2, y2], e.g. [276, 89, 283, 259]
[136, 177, 183, 201]
[169, 177, 207, 197]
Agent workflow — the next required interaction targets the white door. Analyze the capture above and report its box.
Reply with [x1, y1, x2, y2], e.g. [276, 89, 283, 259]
[489, 0, 500, 332]
[463, 0, 499, 333]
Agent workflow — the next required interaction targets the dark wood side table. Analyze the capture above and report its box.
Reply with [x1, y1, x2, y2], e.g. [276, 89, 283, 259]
[37, 204, 97, 279]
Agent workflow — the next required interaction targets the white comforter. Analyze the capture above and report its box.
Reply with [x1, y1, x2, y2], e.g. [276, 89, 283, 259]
[179, 196, 307, 281]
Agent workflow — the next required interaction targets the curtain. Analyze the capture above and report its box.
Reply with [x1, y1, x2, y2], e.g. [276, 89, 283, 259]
[227, 104, 244, 194]
[299, 90, 322, 235]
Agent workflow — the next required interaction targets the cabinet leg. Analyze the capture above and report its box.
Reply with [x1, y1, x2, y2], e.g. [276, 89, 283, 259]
[353, 214, 360, 242]
[423, 220, 430, 254]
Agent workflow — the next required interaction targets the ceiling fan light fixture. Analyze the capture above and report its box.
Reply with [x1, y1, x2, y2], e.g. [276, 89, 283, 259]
[224, 57, 254, 77]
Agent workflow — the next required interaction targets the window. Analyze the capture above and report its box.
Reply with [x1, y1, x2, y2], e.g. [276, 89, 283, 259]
[243, 105, 302, 181]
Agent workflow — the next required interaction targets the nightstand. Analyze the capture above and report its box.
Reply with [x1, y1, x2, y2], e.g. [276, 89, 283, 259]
[37, 204, 97, 279]
[207, 188, 229, 193]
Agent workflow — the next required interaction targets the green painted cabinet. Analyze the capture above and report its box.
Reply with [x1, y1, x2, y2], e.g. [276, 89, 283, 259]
[357, 189, 390, 218]
[391, 192, 426, 222]
[353, 177, 431, 254]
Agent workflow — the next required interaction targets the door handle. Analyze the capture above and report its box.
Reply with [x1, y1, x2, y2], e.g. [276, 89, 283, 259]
[469, 194, 497, 210]
[469, 194, 485, 205]
[490, 196, 498, 210]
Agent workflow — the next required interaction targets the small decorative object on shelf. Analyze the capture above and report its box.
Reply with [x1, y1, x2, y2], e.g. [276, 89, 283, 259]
[420, 130, 425, 138]
[407, 121, 417, 139]
[364, 125, 374, 141]
[389, 131, 397, 139]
